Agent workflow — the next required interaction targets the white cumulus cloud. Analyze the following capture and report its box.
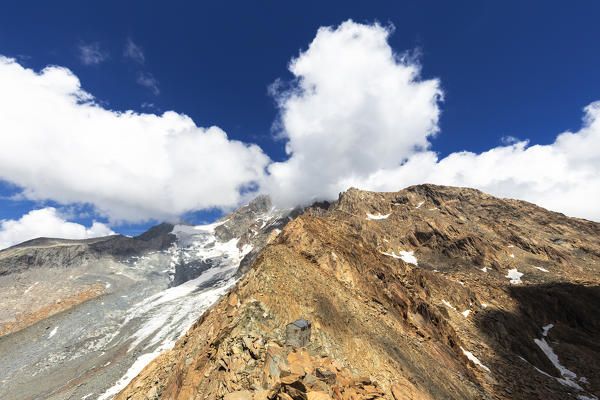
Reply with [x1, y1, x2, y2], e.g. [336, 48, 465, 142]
[263, 20, 443, 206]
[0, 207, 114, 250]
[0, 56, 269, 223]
[263, 20, 600, 222]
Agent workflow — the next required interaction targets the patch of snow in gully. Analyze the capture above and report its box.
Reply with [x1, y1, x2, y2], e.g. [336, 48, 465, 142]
[577, 395, 598, 400]
[381, 250, 418, 265]
[442, 300, 456, 310]
[460, 347, 490, 372]
[542, 324, 554, 337]
[533, 324, 584, 391]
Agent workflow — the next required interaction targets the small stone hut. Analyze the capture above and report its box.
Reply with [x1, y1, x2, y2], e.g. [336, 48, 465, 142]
[285, 318, 311, 347]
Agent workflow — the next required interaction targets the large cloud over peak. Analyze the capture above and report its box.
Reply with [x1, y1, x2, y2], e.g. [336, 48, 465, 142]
[264, 20, 443, 206]
[261, 20, 600, 222]
[0, 56, 270, 223]
[0, 207, 114, 250]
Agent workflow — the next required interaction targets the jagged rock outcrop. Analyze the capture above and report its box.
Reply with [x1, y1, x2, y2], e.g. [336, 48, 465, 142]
[116, 185, 600, 400]
[213, 195, 302, 277]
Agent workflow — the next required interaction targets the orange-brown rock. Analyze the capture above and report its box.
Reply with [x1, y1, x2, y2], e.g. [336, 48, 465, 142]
[116, 185, 600, 400]
[0, 282, 105, 336]
[306, 392, 331, 400]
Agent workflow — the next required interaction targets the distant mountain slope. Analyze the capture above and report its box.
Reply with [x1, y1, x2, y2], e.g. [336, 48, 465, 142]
[0, 223, 177, 337]
[0, 195, 295, 400]
[116, 185, 600, 400]
[0, 222, 176, 276]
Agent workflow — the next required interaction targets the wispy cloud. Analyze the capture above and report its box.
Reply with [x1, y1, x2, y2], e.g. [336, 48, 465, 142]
[124, 38, 159, 94]
[124, 37, 145, 64]
[136, 71, 160, 95]
[78, 42, 109, 65]
[501, 135, 521, 145]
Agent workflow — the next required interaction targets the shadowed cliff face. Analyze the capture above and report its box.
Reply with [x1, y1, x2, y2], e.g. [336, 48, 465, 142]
[475, 283, 600, 396]
[116, 184, 600, 400]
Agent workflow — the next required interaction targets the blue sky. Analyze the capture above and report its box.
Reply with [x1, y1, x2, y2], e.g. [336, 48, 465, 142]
[0, 1, 599, 246]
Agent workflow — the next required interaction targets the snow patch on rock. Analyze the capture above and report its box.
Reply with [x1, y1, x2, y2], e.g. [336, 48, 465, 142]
[47, 327, 58, 339]
[534, 324, 583, 390]
[442, 300, 456, 310]
[366, 213, 390, 220]
[460, 347, 490, 372]
[381, 250, 418, 265]
[505, 268, 523, 284]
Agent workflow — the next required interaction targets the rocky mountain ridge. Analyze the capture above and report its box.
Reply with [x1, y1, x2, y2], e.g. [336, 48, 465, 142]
[115, 184, 600, 400]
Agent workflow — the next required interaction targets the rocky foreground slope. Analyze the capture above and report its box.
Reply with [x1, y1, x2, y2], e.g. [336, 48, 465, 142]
[116, 185, 600, 400]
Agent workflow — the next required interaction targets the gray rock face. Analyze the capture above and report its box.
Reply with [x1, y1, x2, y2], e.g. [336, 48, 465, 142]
[214, 194, 274, 242]
[210, 195, 301, 276]
[0, 242, 100, 276]
[88, 225, 176, 257]
[0, 223, 176, 276]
